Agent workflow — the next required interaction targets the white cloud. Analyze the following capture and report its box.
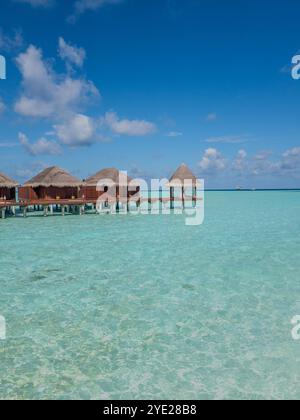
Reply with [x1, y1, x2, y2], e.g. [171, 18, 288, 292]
[103, 111, 156, 136]
[13, 43, 156, 151]
[198, 148, 227, 173]
[237, 149, 247, 159]
[253, 150, 272, 161]
[281, 147, 300, 172]
[0, 142, 19, 148]
[224, 147, 300, 178]
[0, 28, 23, 52]
[231, 149, 278, 177]
[19, 132, 62, 156]
[14, 45, 99, 118]
[54, 113, 96, 146]
[58, 37, 86, 68]
[232, 149, 248, 171]
[195, 146, 300, 186]
[205, 135, 251, 144]
[68, 0, 123, 23]
[206, 112, 217, 122]
[167, 131, 183, 137]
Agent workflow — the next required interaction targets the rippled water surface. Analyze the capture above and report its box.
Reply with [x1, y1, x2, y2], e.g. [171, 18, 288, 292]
[1, 192, 300, 400]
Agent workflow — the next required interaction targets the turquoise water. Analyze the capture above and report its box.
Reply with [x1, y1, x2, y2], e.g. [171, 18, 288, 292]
[1, 191, 300, 400]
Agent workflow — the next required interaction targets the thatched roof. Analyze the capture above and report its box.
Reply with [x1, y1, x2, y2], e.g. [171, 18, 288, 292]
[0, 172, 18, 188]
[24, 166, 82, 188]
[168, 164, 199, 187]
[85, 168, 138, 187]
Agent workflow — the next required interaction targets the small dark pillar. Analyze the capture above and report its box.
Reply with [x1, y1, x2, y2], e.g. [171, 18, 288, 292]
[127, 188, 130, 212]
[193, 186, 197, 207]
[170, 187, 174, 210]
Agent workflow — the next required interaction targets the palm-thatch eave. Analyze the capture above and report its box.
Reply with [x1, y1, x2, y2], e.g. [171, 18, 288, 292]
[0, 172, 19, 188]
[24, 166, 83, 188]
[167, 164, 200, 187]
[85, 168, 139, 187]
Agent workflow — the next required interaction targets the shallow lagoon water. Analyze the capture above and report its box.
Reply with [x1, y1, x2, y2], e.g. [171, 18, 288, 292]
[1, 191, 300, 400]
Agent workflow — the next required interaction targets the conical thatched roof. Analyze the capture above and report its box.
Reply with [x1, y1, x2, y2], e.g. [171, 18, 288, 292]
[85, 168, 138, 187]
[24, 166, 82, 188]
[168, 163, 199, 187]
[0, 172, 18, 188]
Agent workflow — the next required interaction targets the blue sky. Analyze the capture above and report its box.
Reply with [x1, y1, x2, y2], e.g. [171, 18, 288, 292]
[0, 0, 300, 188]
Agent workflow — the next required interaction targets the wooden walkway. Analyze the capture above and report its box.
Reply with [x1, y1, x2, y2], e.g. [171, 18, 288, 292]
[1, 196, 201, 206]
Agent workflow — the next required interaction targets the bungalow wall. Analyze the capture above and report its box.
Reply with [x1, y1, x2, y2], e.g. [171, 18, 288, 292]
[83, 186, 140, 201]
[0, 187, 15, 200]
[18, 186, 81, 201]
[18, 187, 38, 201]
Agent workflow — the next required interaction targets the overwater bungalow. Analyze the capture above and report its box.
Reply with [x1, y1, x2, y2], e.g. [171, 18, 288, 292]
[18, 166, 83, 202]
[0, 172, 18, 202]
[83, 168, 140, 203]
[168, 164, 199, 205]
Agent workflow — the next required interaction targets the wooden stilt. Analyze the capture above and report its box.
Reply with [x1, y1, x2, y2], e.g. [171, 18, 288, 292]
[170, 187, 174, 210]
[160, 187, 165, 213]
